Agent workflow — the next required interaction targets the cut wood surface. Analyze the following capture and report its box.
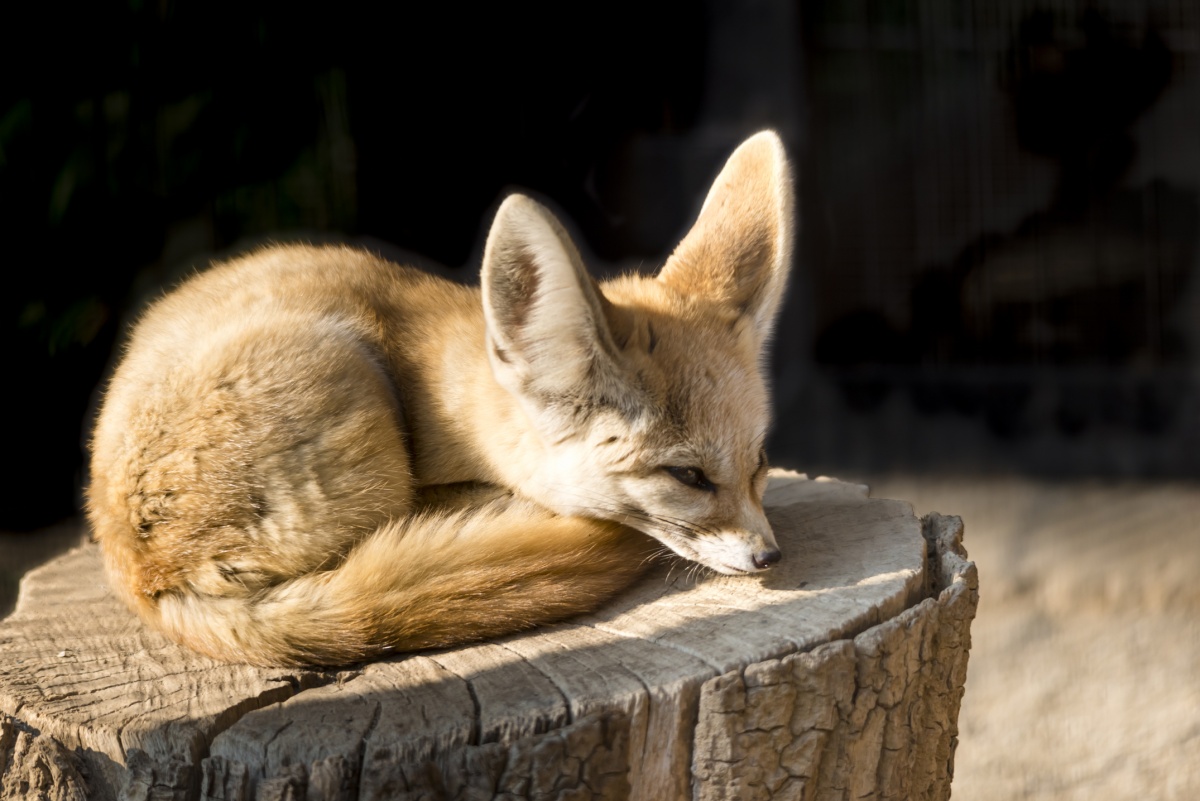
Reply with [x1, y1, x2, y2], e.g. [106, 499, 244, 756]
[0, 471, 977, 801]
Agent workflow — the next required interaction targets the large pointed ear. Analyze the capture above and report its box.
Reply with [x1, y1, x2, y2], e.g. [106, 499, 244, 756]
[658, 130, 794, 349]
[481, 194, 625, 403]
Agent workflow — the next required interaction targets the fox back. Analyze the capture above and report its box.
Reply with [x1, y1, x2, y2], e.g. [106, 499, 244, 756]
[87, 131, 794, 666]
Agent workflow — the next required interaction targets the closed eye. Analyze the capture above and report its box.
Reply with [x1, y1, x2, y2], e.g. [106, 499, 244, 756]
[663, 466, 717, 493]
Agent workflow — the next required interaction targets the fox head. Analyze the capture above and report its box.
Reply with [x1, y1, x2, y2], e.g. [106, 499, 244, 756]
[481, 131, 793, 575]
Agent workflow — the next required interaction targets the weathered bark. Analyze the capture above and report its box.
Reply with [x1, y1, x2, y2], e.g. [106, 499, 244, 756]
[0, 472, 977, 801]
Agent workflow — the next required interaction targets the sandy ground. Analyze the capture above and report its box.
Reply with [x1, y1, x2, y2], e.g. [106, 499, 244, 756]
[3, 477, 1198, 798]
[866, 475, 1200, 801]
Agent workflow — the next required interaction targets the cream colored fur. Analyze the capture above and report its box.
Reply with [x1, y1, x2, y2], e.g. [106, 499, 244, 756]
[87, 131, 795, 666]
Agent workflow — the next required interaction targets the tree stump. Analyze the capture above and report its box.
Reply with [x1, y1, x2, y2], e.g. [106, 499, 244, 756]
[0, 472, 977, 801]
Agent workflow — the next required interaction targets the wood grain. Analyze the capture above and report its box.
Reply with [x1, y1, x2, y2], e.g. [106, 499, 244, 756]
[0, 471, 977, 800]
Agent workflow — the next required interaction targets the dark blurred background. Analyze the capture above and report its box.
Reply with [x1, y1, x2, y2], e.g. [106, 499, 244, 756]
[3, 0, 1199, 532]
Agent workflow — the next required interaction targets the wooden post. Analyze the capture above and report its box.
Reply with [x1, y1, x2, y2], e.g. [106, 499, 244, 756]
[0, 472, 977, 801]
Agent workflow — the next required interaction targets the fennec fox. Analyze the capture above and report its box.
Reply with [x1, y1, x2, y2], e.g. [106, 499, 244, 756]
[88, 131, 794, 667]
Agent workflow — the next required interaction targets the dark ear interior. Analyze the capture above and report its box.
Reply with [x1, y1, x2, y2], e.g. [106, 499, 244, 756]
[481, 194, 624, 395]
[485, 241, 542, 350]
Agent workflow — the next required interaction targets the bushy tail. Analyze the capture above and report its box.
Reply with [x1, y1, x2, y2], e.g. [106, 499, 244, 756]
[150, 499, 655, 666]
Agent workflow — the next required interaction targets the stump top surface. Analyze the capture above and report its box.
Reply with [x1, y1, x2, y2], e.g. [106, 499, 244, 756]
[0, 471, 928, 798]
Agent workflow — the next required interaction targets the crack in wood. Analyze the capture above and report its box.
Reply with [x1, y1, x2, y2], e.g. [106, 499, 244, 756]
[352, 700, 382, 799]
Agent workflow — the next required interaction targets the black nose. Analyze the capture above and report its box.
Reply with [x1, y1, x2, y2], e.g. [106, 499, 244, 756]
[752, 548, 781, 570]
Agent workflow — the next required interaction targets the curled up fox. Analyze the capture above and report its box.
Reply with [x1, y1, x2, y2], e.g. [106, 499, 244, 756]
[88, 131, 795, 667]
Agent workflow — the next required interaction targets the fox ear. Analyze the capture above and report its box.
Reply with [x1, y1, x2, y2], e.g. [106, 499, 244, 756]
[482, 194, 623, 402]
[658, 130, 794, 349]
